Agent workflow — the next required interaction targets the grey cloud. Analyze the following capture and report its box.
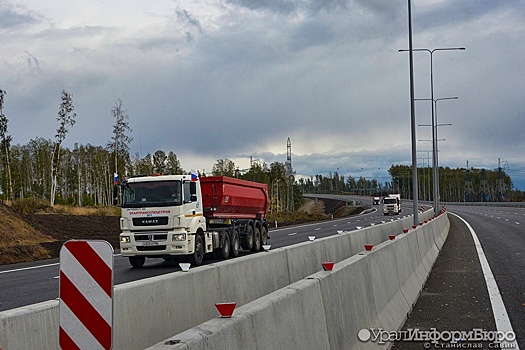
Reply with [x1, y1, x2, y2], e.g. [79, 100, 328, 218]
[176, 9, 203, 34]
[288, 21, 335, 51]
[2, 1, 525, 190]
[226, 0, 303, 14]
[354, 0, 404, 19]
[413, 0, 523, 32]
[24, 50, 40, 69]
[0, 5, 38, 29]
[226, 0, 351, 15]
[175, 8, 203, 43]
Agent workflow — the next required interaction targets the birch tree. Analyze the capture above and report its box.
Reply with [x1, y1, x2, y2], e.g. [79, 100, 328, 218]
[0, 88, 13, 201]
[108, 99, 132, 193]
[50, 90, 76, 205]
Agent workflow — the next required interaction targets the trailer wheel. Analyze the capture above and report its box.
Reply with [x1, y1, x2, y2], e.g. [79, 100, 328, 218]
[241, 226, 254, 250]
[129, 256, 145, 268]
[216, 233, 230, 259]
[260, 226, 268, 247]
[230, 229, 240, 257]
[251, 227, 261, 252]
[189, 234, 204, 266]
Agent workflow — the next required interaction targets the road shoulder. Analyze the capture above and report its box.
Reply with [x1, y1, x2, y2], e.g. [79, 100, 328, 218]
[392, 213, 497, 348]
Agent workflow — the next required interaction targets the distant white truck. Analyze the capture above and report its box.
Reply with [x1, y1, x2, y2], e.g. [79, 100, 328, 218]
[383, 194, 401, 215]
[373, 196, 380, 205]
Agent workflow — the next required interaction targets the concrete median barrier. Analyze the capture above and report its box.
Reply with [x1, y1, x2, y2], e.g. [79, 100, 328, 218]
[152, 278, 330, 350]
[215, 248, 290, 306]
[392, 232, 426, 307]
[317, 255, 382, 350]
[284, 238, 327, 284]
[147, 213, 449, 350]
[0, 210, 447, 350]
[321, 231, 353, 264]
[0, 300, 58, 350]
[114, 265, 220, 350]
[366, 240, 411, 332]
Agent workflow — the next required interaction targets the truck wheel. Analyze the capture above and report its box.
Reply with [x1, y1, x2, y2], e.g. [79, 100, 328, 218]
[260, 226, 268, 247]
[251, 227, 261, 252]
[230, 229, 240, 258]
[189, 234, 204, 266]
[217, 233, 230, 259]
[129, 256, 145, 268]
[241, 226, 254, 250]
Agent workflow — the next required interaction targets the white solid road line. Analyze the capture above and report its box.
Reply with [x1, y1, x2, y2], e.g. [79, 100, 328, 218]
[451, 212, 520, 349]
[0, 262, 59, 274]
[0, 254, 122, 275]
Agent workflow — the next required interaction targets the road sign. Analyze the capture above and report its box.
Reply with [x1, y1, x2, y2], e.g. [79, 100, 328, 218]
[59, 240, 114, 350]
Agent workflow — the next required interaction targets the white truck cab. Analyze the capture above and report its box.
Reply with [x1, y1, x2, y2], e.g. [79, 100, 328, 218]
[119, 175, 210, 267]
[383, 194, 401, 215]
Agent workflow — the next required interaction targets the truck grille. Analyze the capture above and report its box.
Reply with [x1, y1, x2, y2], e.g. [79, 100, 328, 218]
[133, 217, 169, 226]
[135, 234, 168, 241]
[137, 245, 167, 251]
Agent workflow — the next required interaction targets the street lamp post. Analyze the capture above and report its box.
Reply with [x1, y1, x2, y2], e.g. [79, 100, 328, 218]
[417, 96, 457, 211]
[399, 47, 464, 215]
[417, 150, 431, 202]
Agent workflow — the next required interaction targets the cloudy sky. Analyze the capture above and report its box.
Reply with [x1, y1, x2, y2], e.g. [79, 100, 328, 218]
[1, 0, 524, 189]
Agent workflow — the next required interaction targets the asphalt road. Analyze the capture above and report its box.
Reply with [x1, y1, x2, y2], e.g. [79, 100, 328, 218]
[448, 205, 524, 348]
[393, 204, 524, 349]
[0, 199, 403, 311]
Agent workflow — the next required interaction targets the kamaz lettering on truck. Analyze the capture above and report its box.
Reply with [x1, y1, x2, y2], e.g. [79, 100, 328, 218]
[119, 175, 269, 268]
[383, 194, 401, 215]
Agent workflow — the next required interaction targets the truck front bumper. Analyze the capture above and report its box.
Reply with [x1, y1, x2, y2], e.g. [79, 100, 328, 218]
[120, 231, 192, 257]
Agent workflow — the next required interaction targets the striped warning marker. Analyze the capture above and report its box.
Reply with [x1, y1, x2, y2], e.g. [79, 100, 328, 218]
[59, 240, 114, 350]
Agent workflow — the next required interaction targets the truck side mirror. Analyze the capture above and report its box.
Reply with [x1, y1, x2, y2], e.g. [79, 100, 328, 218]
[113, 185, 118, 206]
[190, 182, 198, 202]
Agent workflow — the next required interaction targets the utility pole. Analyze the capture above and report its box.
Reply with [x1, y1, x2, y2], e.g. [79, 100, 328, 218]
[285, 138, 294, 212]
[480, 169, 489, 202]
[465, 160, 473, 202]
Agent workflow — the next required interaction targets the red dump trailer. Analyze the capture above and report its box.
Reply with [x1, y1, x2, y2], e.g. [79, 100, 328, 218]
[200, 176, 269, 219]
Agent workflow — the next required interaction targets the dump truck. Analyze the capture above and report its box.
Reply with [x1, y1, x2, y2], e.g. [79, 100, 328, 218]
[383, 194, 401, 215]
[118, 174, 269, 267]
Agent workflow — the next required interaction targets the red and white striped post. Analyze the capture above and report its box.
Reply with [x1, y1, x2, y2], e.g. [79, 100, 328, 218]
[59, 240, 114, 350]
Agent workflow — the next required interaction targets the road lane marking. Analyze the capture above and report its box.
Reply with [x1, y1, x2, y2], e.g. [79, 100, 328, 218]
[0, 262, 59, 274]
[288, 233, 297, 236]
[451, 213, 519, 349]
[0, 254, 122, 275]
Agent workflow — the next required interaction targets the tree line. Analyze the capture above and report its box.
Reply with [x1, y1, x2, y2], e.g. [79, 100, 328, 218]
[299, 172, 393, 197]
[0, 89, 134, 206]
[299, 165, 523, 202]
[388, 165, 523, 202]
[1, 89, 522, 207]
[0, 88, 303, 210]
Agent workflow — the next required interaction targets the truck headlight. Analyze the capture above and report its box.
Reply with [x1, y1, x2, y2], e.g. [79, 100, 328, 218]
[172, 233, 186, 241]
[120, 236, 131, 243]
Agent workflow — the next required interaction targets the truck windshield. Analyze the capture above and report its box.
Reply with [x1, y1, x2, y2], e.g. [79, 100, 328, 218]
[384, 198, 397, 204]
[122, 180, 182, 208]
